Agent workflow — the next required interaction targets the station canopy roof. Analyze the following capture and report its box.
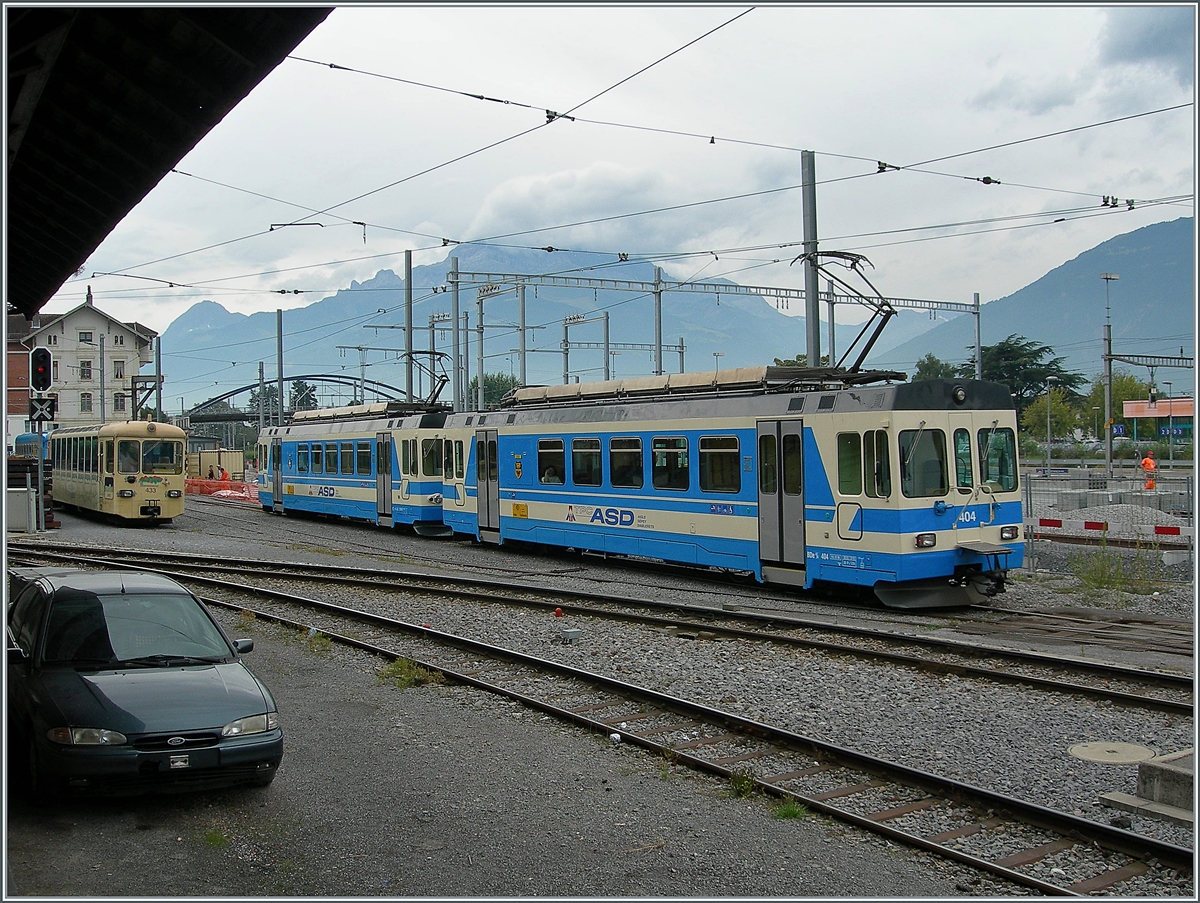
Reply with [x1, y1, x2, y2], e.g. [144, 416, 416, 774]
[6, 7, 332, 321]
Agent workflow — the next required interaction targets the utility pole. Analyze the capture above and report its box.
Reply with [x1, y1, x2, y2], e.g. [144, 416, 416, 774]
[653, 267, 663, 376]
[801, 150, 820, 366]
[451, 257, 461, 411]
[276, 309, 285, 427]
[258, 362, 265, 432]
[405, 249, 413, 404]
[99, 334, 106, 424]
[1101, 273, 1118, 478]
[518, 281, 527, 386]
[974, 292, 982, 380]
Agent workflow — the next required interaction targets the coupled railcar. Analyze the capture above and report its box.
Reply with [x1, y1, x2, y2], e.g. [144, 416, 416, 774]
[48, 420, 187, 522]
[256, 403, 451, 534]
[13, 432, 49, 459]
[256, 368, 1024, 608]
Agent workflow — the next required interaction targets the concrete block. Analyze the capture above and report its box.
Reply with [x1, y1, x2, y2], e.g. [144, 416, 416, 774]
[1056, 490, 1089, 512]
[1099, 791, 1193, 828]
[1138, 749, 1193, 811]
[1162, 551, 1191, 566]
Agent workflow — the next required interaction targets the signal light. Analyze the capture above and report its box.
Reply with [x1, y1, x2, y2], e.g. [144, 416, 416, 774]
[30, 347, 53, 392]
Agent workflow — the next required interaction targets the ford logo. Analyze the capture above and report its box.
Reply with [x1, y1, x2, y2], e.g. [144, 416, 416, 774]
[167, 737, 186, 747]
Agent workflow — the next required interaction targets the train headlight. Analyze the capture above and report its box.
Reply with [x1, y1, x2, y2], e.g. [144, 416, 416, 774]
[1000, 525, 1019, 541]
[118, 489, 135, 498]
[951, 386, 967, 405]
[915, 533, 936, 548]
[167, 490, 182, 498]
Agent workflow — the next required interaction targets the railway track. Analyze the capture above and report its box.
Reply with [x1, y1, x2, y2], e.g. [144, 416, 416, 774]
[121, 570, 1200, 892]
[8, 543, 1192, 717]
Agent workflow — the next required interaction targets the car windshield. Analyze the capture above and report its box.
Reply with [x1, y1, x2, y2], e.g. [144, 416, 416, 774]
[40, 590, 232, 667]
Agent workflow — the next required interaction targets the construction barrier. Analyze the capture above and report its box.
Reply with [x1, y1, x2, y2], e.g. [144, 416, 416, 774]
[1025, 517, 1194, 539]
[185, 479, 260, 504]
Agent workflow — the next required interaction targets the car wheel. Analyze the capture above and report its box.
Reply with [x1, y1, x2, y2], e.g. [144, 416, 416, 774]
[26, 734, 59, 803]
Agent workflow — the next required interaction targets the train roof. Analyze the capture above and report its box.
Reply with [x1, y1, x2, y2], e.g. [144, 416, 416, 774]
[48, 420, 186, 438]
[502, 366, 908, 408]
[290, 401, 451, 423]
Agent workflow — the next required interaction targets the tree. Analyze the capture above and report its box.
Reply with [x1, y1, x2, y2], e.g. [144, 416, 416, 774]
[913, 353, 957, 381]
[956, 334, 1085, 422]
[1020, 387, 1080, 445]
[772, 353, 830, 367]
[467, 372, 522, 410]
[290, 379, 318, 412]
[1082, 370, 1151, 438]
[248, 384, 280, 422]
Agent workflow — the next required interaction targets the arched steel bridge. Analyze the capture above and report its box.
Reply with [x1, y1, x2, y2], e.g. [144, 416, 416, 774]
[186, 373, 427, 422]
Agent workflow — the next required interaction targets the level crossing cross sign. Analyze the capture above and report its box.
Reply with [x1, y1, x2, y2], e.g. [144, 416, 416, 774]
[29, 396, 56, 422]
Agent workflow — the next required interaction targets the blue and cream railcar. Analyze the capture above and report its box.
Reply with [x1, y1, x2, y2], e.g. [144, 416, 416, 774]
[48, 420, 186, 522]
[448, 368, 1023, 608]
[14, 432, 49, 459]
[256, 403, 450, 532]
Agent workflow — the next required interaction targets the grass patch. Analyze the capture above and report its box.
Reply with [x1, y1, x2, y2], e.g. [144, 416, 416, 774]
[236, 609, 256, 632]
[1069, 534, 1165, 595]
[304, 629, 333, 654]
[286, 543, 343, 557]
[378, 657, 443, 688]
[728, 767, 757, 798]
[772, 798, 811, 820]
[202, 828, 230, 848]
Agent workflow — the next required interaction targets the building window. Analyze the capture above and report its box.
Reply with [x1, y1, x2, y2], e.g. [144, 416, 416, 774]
[112, 334, 124, 346]
[46, 334, 58, 345]
[80, 392, 93, 413]
[113, 393, 126, 412]
[113, 360, 125, 379]
[78, 331, 93, 343]
[52, 362, 59, 381]
[79, 360, 92, 380]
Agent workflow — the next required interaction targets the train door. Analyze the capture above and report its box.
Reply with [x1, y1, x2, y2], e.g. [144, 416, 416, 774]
[102, 439, 115, 503]
[757, 419, 806, 586]
[475, 429, 499, 538]
[271, 438, 283, 512]
[376, 431, 393, 527]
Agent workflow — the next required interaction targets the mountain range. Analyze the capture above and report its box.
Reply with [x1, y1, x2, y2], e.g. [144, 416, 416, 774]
[162, 217, 1194, 408]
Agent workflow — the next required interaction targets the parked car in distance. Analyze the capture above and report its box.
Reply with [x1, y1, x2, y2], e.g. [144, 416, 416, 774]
[7, 568, 282, 798]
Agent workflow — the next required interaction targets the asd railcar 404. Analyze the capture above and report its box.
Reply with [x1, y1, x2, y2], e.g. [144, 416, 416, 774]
[49, 420, 187, 522]
[257, 369, 1024, 608]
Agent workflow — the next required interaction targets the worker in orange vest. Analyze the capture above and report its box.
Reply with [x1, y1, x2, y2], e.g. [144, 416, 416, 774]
[1140, 449, 1157, 490]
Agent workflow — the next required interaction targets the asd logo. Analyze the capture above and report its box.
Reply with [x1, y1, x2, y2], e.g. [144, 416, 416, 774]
[590, 507, 634, 526]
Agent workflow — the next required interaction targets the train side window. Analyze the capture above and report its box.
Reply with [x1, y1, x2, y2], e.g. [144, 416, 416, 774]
[104, 440, 114, 474]
[297, 444, 309, 474]
[899, 428, 948, 498]
[864, 430, 891, 498]
[271, 443, 281, 473]
[325, 443, 339, 475]
[340, 442, 354, 475]
[422, 438, 443, 477]
[538, 439, 564, 484]
[409, 439, 418, 476]
[837, 433, 862, 495]
[609, 437, 643, 489]
[758, 435, 778, 494]
[572, 438, 602, 487]
[311, 443, 324, 474]
[401, 440, 409, 475]
[357, 441, 371, 476]
[700, 436, 739, 493]
[651, 437, 688, 491]
[978, 427, 1018, 492]
[117, 440, 140, 474]
[782, 433, 802, 495]
[455, 440, 464, 479]
[953, 428, 973, 490]
[443, 439, 454, 477]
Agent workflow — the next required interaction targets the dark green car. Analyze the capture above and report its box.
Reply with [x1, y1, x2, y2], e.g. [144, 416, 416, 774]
[7, 569, 282, 797]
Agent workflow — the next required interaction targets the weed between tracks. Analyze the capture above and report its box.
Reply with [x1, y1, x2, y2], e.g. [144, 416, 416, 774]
[728, 768, 757, 798]
[378, 657, 443, 688]
[772, 798, 812, 820]
[1068, 533, 1166, 596]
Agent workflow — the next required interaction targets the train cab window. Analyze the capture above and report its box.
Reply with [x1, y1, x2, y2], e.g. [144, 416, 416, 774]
[700, 437, 739, 493]
[444, 439, 454, 478]
[899, 428, 948, 498]
[455, 440, 464, 479]
[978, 427, 1018, 492]
[409, 439, 419, 476]
[323, 444, 338, 474]
[104, 440, 114, 474]
[953, 428, 973, 491]
[609, 438, 643, 489]
[837, 433, 862, 495]
[297, 444, 309, 474]
[651, 437, 689, 491]
[782, 433, 802, 495]
[357, 441, 371, 475]
[758, 436, 777, 494]
[538, 439, 564, 484]
[341, 443, 354, 475]
[400, 440, 410, 475]
[421, 438, 443, 477]
[572, 438, 602, 487]
[864, 430, 891, 498]
[117, 440, 140, 474]
[143, 440, 183, 474]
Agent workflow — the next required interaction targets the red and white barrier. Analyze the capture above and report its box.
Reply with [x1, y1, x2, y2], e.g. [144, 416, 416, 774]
[1025, 517, 1193, 539]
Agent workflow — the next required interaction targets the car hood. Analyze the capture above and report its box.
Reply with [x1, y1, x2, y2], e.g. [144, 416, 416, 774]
[33, 663, 269, 735]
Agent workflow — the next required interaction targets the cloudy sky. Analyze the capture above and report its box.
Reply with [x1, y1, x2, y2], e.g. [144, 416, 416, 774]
[50, 5, 1195, 345]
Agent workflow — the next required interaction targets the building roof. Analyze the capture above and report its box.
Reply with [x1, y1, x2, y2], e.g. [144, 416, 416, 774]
[6, 7, 331, 320]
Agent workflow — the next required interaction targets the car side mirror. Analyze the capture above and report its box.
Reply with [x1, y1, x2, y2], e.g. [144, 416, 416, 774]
[234, 638, 254, 654]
